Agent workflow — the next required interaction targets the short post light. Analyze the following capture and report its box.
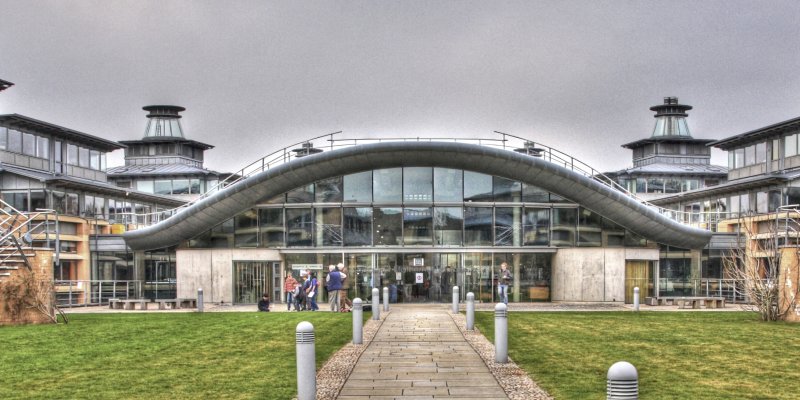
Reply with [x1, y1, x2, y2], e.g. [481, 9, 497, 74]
[494, 303, 508, 363]
[352, 298, 363, 345]
[466, 292, 475, 330]
[633, 287, 640, 312]
[197, 288, 204, 313]
[295, 321, 316, 400]
[371, 288, 380, 320]
[383, 286, 389, 312]
[607, 361, 638, 400]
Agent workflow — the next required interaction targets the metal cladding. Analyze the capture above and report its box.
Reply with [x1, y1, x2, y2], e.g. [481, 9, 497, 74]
[123, 141, 712, 250]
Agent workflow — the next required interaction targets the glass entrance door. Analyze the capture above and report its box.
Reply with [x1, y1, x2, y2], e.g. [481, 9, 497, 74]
[233, 261, 271, 304]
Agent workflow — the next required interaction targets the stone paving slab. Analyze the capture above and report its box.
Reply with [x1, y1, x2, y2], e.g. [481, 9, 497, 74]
[339, 306, 508, 399]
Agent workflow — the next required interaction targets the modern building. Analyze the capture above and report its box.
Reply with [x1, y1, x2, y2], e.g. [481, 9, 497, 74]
[123, 134, 711, 306]
[607, 97, 727, 201]
[107, 105, 230, 201]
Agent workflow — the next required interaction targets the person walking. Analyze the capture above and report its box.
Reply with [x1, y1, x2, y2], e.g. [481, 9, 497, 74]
[326, 264, 344, 312]
[498, 262, 512, 305]
[339, 264, 352, 312]
[283, 272, 299, 311]
[307, 272, 319, 311]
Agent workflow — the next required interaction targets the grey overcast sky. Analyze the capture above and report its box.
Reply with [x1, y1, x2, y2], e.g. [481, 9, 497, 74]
[1, 1, 799, 173]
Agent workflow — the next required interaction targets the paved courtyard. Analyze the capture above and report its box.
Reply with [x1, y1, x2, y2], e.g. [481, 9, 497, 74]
[337, 305, 508, 399]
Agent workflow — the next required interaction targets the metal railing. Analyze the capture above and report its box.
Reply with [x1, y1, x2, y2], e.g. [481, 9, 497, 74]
[1, 200, 56, 268]
[54, 279, 141, 306]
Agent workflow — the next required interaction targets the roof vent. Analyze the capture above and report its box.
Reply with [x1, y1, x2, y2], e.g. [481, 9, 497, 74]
[292, 142, 323, 158]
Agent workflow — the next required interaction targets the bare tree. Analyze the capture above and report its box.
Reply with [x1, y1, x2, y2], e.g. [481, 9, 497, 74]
[722, 215, 800, 321]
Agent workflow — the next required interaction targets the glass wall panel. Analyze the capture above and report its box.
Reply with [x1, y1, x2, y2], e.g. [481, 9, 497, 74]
[286, 208, 313, 246]
[37, 137, 49, 159]
[343, 207, 372, 246]
[403, 167, 433, 203]
[172, 179, 190, 194]
[551, 207, 577, 247]
[234, 209, 259, 247]
[344, 171, 372, 203]
[659, 246, 694, 296]
[464, 206, 492, 245]
[30, 190, 46, 213]
[523, 208, 549, 246]
[493, 177, 521, 202]
[433, 168, 462, 202]
[154, 180, 171, 195]
[287, 183, 314, 203]
[373, 168, 402, 203]
[7, 129, 21, 153]
[210, 219, 234, 248]
[315, 177, 343, 203]
[494, 207, 521, 246]
[464, 171, 493, 202]
[433, 207, 463, 246]
[346, 253, 374, 302]
[522, 183, 549, 203]
[403, 207, 433, 245]
[79, 147, 89, 168]
[315, 207, 342, 246]
[602, 217, 626, 247]
[463, 252, 493, 302]
[373, 207, 402, 246]
[494, 253, 551, 302]
[22, 132, 35, 156]
[577, 207, 602, 247]
[259, 208, 285, 247]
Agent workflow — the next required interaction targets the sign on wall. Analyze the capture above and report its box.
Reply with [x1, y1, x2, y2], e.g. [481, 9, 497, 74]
[415, 273, 424, 283]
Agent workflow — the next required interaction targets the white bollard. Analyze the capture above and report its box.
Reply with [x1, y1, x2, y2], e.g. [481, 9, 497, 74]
[607, 361, 638, 399]
[466, 292, 475, 330]
[352, 298, 363, 345]
[383, 287, 389, 312]
[633, 287, 640, 312]
[452, 286, 459, 313]
[371, 288, 380, 320]
[197, 288, 204, 313]
[495, 303, 508, 363]
[296, 321, 316, 400]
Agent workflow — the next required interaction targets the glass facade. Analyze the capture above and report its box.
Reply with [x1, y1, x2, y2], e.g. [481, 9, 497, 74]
[185, 167, 652, 303]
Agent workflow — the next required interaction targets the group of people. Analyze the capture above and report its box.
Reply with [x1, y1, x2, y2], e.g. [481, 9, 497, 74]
[282, 269, 321, 311]
[281, 263, 352, 312]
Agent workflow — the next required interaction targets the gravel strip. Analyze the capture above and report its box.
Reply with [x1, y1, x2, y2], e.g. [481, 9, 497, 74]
[313, 311, 389, 400]
[450, 311, 553, 400]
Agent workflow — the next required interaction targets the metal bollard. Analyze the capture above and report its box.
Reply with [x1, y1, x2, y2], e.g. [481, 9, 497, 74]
[352, 298, 363, 345]
[607, 361, 638, 400]
[633, 287, 640, 312]
[452, 286, 460, 313]
[494, 303, 508, 363]
[296, 321, 316, 400]
[466, 292, 475, 330]
[383, 287, 389, 312]
[371, 288, 380, 320]
[197, 288, 204, 313]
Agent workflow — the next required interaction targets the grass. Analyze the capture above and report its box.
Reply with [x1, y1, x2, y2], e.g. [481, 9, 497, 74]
[0, 311, 367, 400]
[474, 311, 800, 400]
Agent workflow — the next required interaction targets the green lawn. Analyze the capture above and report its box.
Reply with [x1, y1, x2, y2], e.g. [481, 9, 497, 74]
[474, 311, 800, 399]
[0, 312, 365, 400]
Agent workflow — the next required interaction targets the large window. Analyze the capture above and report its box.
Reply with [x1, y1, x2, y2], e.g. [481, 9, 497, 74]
[287, 183, 314, 203]
[316, 207, 342, 246]
[577, 207, 602, 247]
[234, 209, 259, 247]
[403, 167, 432, 203]
[522, 183, 549, 203]
[373, 168, 402, 203]
[493, 177, 521, 202]
[433, 168, 462, 202]
[434, 207, 463, 246]
[343, 207, 372, 246]
[373, 207, 402, 246]
[494, 207, 521, 246]
[523, 208, 549, 246]
[403, 207, 432, 245]
[259, 208, 285, 247]
[552, 208, 577, 247]
[315, 177, 343, 203]
[464, 206, 492, 245]
[286, 208, 313, 246]
[343, 171, 372, 203]
[464, 171, 493, 202]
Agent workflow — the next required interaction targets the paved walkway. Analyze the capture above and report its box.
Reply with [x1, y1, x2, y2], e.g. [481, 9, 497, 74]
[338, 305, 508, 399]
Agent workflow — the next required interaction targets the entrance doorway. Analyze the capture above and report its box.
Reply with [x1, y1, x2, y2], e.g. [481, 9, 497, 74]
[625, 260, 651, 303]
[233, 261, 272, 304]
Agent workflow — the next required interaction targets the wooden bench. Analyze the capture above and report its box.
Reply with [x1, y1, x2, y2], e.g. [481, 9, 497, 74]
[109, 299, 149, 310]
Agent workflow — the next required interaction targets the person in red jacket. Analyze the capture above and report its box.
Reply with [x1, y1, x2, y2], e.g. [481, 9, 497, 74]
[283, 272, 299, 311]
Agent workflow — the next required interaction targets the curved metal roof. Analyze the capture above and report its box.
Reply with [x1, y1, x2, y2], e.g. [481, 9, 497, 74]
[124, 141, 711, 250]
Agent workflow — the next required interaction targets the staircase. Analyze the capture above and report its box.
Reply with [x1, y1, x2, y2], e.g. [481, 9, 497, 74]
[0, 200, 54, 282]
